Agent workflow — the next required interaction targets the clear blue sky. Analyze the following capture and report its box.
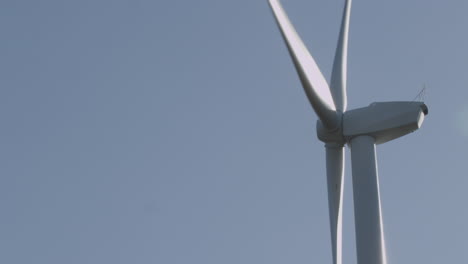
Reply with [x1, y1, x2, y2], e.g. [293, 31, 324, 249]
[1, 0, 467, 263]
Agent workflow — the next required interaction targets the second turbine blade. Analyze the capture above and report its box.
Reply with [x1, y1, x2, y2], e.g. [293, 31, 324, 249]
[330, 0, 352, 112]
[326, 143, 345, 264]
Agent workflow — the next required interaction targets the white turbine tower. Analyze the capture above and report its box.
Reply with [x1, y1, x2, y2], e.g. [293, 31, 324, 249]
[267, 1, 428, 264]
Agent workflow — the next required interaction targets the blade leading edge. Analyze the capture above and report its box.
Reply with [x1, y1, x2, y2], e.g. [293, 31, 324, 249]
[330, 0, 352, 112]
[268, 0, 339, 130]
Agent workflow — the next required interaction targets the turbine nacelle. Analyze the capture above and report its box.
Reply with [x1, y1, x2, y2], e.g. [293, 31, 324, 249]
[317, 101, 428, 145]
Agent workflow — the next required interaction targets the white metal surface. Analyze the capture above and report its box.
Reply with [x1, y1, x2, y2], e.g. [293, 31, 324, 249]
[325, 144, 345, 264]
[267, 1, 428, 263]
[350, 136, 387, 264]
[330, 0, 352, 112]
[268, 0, 339, 130]
[343, 101, 427, 144]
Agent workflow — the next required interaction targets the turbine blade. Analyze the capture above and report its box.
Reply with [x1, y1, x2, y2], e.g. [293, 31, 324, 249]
[268, 0, 339, 130]
[350, 136, 387, 264]
[326, 144, 345, 264]
[330, 0, 352, 112]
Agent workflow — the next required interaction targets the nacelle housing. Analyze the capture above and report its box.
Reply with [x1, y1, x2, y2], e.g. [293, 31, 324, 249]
[343, 102, 428, 144]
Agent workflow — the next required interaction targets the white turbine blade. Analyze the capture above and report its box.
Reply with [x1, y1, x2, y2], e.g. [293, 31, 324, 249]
[330, 0, 352, 112]
[325, 144, 345, 264]
[268, 0, 339, 130]
[350, 136, 387, 264]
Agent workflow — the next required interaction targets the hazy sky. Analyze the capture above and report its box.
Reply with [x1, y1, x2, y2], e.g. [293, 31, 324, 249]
[1, 0, 467, 263]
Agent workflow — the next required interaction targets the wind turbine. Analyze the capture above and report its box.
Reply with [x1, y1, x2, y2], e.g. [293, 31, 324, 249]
[267, 0, 428, 264]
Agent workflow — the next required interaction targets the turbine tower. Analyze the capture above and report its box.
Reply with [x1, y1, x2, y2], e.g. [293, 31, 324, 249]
[267, 1, 428, 264]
